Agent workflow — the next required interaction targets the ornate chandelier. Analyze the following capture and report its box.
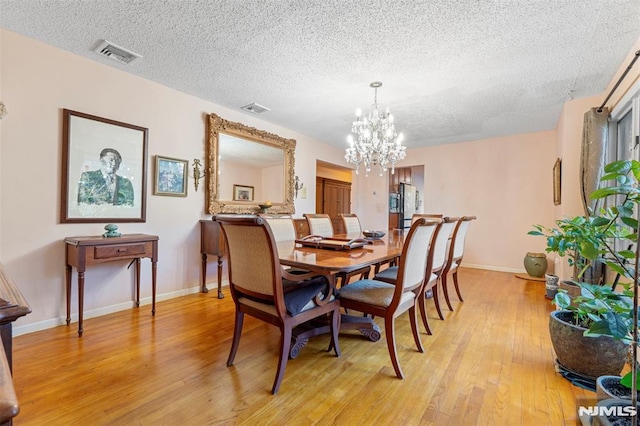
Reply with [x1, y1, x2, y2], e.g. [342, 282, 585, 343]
[345, 81, 406, 176]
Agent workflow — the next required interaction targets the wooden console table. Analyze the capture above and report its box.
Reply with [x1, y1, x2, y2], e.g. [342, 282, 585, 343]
[64, 234, 159, 336]
[199, 220, 225, 298]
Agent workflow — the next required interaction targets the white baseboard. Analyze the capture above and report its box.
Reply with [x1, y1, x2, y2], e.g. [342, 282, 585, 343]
[461, 264, 526, 274]
[13, 281, 229, 337]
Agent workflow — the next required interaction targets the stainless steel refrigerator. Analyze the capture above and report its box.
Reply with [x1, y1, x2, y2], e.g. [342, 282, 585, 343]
[399, 182, 416, 230]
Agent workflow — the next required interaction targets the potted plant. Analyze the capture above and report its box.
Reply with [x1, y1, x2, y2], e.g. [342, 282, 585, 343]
[531, 159, 640, 423]
[551, 282, 631, 378]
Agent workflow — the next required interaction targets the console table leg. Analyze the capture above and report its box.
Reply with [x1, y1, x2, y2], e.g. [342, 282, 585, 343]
[65, 265, 72, 325]
[134, 258, 141, 308]
[200, 253, 209, 293]
[78, 271, 84, 337]
[151, 260, 157, 316]
[217, 255, 224, 299]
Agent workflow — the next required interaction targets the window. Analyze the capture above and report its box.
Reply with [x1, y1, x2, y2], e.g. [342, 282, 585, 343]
[609, 82, 640, 259]
[610, 85, 640, 162]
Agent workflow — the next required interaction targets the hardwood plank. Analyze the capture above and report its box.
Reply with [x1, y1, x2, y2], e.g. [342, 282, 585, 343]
[11, 268, 596, 424]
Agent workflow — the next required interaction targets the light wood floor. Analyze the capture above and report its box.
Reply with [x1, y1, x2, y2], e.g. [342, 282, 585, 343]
[12, 268, 592, 425]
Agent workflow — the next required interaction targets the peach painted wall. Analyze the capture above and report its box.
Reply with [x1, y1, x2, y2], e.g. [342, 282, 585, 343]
[0, 29, 346, 334]
[404, 131, 557, 272]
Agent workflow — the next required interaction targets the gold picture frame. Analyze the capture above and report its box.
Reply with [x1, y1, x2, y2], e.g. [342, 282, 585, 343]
[553, 158, 561, 206]
[205, 113, 296, 214]
[154, 155, 188, 197]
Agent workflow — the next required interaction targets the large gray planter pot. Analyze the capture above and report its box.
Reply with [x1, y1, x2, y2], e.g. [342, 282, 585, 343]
[596, 375, 638, 401]
[549, 310, 628, 378]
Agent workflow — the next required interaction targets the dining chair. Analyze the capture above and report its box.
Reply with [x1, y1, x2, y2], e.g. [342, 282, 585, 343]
[441, 215, 477, 308]
[340, 213, 362, 237]
[337, 217, 442, 379]
[303, 213, 335, 237]
[305, 213, 371, 286]
[213, 215, 341, 394]
[374, 217, 459, 334]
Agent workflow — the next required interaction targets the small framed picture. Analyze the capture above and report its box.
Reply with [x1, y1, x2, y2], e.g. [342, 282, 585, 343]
[61, 109, 148, 223]
[553, 158, 562, 205]
[154, 156, 188, 197]
[233, 184, 254, 201]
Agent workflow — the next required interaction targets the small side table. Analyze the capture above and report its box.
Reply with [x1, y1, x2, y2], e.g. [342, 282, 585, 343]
[64, 234, 159, 336]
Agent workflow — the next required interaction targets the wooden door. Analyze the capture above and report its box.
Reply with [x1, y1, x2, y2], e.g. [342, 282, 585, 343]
[316, 177, 351, 234]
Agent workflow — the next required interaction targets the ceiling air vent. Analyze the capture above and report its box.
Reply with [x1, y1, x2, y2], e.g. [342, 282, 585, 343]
[92, 40, 142, 65]
[241, 103, 270, 114]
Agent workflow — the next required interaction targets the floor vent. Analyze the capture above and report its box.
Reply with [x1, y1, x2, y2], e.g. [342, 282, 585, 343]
[92, 40, 142, 64]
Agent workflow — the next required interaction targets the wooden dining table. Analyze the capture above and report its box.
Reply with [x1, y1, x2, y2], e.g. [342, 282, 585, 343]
[276, 232, 405, 357]
[277, 233, 404, 276]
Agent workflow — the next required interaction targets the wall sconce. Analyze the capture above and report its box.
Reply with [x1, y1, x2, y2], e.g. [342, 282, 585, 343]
[294, 175, 304, 199]
[0, 102, 7, 119]
[192, 159, 206, 191]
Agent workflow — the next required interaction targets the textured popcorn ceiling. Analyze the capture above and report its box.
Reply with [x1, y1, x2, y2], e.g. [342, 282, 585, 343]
[1, 0, 640, 149]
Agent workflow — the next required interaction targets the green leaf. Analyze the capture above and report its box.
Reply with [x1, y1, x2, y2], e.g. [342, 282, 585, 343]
[604, 160, 632, 174]
[590, 217, 610, 226]
[554, 292, 571, 309]
[586, 313, 629, 340]
[528, 230, 543, 236]
[580, 242, 599, 260]
[618, 250, 636, 259]
[619, 371, 640, 389]
[621, 217, 639, 228]
[601, 172, 623, 181]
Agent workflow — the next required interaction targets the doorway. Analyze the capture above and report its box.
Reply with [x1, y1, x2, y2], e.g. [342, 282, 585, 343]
[388, 166, 424, 230]
[315, 161, 353, 234]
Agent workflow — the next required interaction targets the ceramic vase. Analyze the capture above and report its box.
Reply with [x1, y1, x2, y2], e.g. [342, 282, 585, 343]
[524, 252, 547, 277]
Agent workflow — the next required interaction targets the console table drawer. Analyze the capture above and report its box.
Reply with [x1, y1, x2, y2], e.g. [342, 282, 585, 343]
[94, 243, 147, 259]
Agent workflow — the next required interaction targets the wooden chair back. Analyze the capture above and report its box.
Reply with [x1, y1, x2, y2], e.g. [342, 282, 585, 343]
[304, 213, 334, 237]
[411, 213, 444, 224]
[450, 216, 477, 262]
[339, 213, 362, 236]
[263, 217, 297, 242]
[395, 218, 443, 294]
[216, 215, 282, 304]
[431, 217, 460, 273]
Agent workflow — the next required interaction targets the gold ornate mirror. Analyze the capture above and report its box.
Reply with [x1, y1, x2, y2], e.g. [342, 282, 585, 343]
[205, 113, 296, 214]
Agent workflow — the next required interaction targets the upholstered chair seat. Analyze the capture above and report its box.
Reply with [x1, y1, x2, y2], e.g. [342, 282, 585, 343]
[338, 279, 415, 307]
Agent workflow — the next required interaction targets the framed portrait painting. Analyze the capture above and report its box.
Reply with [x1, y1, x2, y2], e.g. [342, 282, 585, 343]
[233, 184, 254, 201]
[154, 156, 188, 197]
[61, 109, 148, 223]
